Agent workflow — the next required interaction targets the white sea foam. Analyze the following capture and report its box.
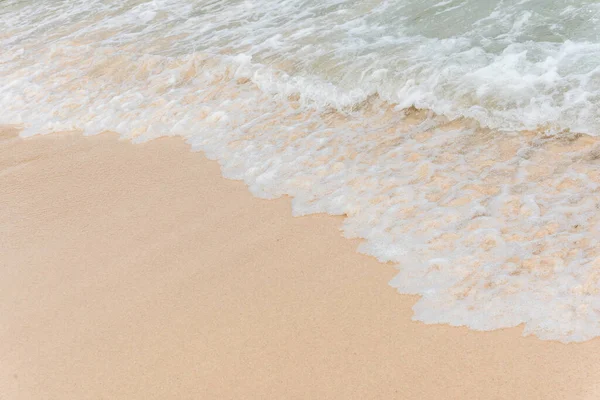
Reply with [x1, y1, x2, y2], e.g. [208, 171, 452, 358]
[3, 0, 600, 342]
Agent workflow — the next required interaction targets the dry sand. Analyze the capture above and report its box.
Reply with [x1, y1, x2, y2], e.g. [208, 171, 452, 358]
[2, 127, 600, 399]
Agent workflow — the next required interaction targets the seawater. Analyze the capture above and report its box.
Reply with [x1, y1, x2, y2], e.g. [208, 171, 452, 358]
[3, 0, 600, 342]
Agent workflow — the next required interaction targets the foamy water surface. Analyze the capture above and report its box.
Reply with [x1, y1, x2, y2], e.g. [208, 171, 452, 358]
[3, 0, 600, 342]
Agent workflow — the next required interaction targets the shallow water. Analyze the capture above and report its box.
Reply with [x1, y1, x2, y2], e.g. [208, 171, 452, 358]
[3, 0, 600, 342]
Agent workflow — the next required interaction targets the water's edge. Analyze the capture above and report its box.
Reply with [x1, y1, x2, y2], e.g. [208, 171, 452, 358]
[4, 41, 600, 341]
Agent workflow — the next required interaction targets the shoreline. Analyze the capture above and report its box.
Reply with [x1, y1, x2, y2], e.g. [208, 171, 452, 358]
[2, 128, 600, 398]
[4, 37, 600, 340]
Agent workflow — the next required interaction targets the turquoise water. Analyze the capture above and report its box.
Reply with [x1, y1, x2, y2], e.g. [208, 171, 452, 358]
[3, 0, 600, 133]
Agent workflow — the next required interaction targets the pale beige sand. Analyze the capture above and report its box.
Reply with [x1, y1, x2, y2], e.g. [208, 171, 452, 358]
[2, 127, 600, 399]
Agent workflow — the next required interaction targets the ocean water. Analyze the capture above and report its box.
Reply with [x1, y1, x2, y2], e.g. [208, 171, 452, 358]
[3, 0, 600, 342]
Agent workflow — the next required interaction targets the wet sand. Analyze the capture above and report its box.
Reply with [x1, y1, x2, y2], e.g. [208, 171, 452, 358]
[2, 127, 600, 399]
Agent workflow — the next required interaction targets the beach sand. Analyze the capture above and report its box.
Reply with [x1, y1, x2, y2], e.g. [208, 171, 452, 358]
[2, 127, 600, 399]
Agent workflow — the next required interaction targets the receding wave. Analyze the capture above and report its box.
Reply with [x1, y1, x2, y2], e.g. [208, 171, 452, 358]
[3, 0, 600, 342]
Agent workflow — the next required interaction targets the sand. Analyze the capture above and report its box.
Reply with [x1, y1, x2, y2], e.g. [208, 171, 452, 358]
[2, 127, 600, 399]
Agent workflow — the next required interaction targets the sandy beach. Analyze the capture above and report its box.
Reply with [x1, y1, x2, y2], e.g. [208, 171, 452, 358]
[2, 127, 600, 399]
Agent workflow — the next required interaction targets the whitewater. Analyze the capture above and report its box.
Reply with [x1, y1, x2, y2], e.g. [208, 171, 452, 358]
[3, 0, 600, 342]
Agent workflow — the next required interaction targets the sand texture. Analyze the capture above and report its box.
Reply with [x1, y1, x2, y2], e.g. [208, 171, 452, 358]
[2, 128, 600, 399]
